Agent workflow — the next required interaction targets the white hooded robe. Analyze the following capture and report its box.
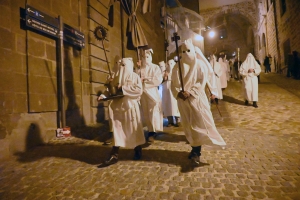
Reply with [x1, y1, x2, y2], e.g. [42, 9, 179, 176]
[210, 56, 223, 99]
[171, 40, 226, 147]
[162, 59, 180, 117]
[140, 49, 163, 132]
[239, 53, 261, 102]
[109, 58, 145, 148]
[219, 58, 228, 89]
[195, 47, 218, 98]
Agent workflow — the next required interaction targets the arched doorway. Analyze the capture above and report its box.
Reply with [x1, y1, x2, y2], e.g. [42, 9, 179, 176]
[203, 12, 255, 61]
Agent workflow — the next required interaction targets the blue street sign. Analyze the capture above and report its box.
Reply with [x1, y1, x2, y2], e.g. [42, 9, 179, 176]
[63, 23, 85, 48]
[26, 15, 59, 38]
[26, 5, 58, 28]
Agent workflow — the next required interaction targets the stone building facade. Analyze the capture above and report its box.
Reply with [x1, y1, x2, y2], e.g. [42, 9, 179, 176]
[0, 0, 165, 159]
[253, 0, 300, 72]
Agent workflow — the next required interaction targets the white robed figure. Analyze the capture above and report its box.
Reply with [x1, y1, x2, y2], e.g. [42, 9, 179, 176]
[239, 53, 261, 108]
[158, 61, 166, 99]
[219, 57, 228, 89]
[210, 55, 223, 100]
[98, 57, 145, 167]
[195, 47, 218, 100]
[162, 59, 181, 126]
[140, 48, 163, 141]
[171, 39, 226, 164]
[224, 56, 231, 81]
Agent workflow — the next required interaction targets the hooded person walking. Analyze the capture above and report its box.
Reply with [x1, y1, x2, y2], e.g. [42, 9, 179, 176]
[162, 59, 181, 127]
[97, 57, 145, 167]
[171, 39, 226, 165]
[139, 47, 164, 142]
[210, 54, 223, 102]
[239, 53, 262, 108]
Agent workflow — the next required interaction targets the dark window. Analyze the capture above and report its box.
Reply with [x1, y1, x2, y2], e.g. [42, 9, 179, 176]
[262, 33, 266, 47]
[219, 28, 227, 39]
[281, 0, 287, 16]
[283, 39, 291, 65]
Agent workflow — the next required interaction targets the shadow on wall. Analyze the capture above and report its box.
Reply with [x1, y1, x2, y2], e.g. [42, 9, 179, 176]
[7, 122, 44, 157]
[64, 46, 85, 128]
[26, 123, 44, 151]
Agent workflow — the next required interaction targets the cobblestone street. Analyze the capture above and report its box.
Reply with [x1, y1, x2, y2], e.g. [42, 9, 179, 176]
[0, 73, 300, 200]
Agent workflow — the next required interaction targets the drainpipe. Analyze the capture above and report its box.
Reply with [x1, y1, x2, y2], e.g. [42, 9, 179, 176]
[273, 0, 281, 73]
[264, 14, 268, 57]
[121, 3, 125, 58]
[58, 16, 66, 128]
[78, 0, 84, 123]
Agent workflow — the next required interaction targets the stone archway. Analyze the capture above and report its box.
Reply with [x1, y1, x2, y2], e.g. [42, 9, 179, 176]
[200, 1, 257, 60]
[200, 1, 257, 28]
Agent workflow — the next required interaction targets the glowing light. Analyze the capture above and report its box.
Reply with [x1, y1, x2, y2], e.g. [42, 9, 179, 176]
[195, 35, 203, 41]
[209, 31, 215, 38]
[174, 56, 178, 62]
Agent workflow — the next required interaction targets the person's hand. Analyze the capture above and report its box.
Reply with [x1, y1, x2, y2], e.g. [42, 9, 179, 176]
[97, 95, 105, 101]
[141, 78, 148, 82]
[97, 96, 102, 101]
[137, 60, 141, 67]
[248, 69, 254, 73]
[163, 72, 169, 81]
[211, 94, 216, 99]
[177, 91, 190, 101]
[177, 91, 185, 100]
[182, 91, 190, 98]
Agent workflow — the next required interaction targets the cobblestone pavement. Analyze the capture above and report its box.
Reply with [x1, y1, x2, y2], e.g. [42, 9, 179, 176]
[0, 73, 300, 200]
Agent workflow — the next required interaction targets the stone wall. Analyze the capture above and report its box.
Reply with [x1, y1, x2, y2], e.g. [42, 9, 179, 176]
[275, 0, 300, 71]
[0, 0, 165, 159]
[255, 0, 300, 73]
[0, 0, 90, 159]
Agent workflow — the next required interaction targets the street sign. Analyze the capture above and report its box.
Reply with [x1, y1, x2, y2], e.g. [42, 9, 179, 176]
[26, 15, 59, 37]
[26, 5, 58, 28]
[63, 23, 85, 48]
[24, 5, 85, 48]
